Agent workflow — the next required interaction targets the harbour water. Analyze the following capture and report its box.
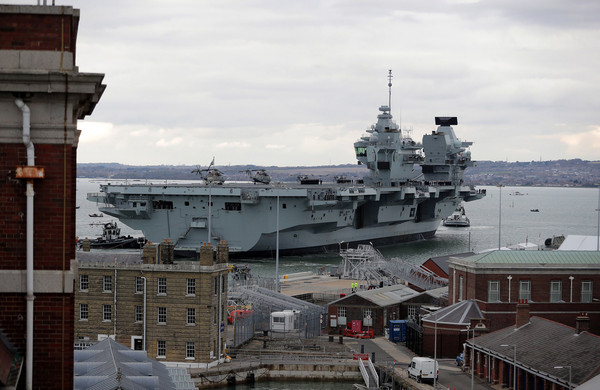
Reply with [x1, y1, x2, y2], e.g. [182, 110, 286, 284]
[78, 178, 600, 276]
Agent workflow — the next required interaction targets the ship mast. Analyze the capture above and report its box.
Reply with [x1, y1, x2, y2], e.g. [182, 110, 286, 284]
[387, 69, 393, 111]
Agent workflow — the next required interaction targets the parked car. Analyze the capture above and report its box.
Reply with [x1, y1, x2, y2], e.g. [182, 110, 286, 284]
[456, 352, 464, 366]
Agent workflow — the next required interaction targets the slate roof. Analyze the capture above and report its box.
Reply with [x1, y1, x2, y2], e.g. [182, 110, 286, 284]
[468, 316, 600, 386]
[329, 284, 421, 307]
[74, 338, 177, 390]
[422, 299, 483, 325]
[452, 250, 600, 266]
[425, 252, 475, 275]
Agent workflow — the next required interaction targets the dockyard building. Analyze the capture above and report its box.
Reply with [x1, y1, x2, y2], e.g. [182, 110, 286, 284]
[75, 242, 229, 365]
[448, 250, 600, 334]
[0, 4, 105, 388]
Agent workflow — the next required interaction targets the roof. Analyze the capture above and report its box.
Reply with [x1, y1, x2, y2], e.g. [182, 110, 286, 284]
[450, 250, 600, 267]
[469, 316, 600, 386]
[425, 252, 474, 275]
[330, 284, 421, 307]
[74, 338, 177, 390]
[422, 299, 483, 325]
[558, 235, 600, 251]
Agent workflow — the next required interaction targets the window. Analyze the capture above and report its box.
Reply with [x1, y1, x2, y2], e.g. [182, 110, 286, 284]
[550, 281, 562, 302]
[158, 307, 167, 324]
[79, 303, 88, 320]
[135, 276, 144, 294]
[157, 277, 167, 295]
[363, 308, 372, 318]
[338, 307, 346, 317]
[79, 275, 89, 291]
[582, 281, 593, 303]
[186, 342, 195, 359]
[103, 304, 112, 321]
[103, 275, 112, 292]
[187, 279, 196, 296]
[157, 340, 166, 358]
[408, 305, 418, 322]
[458, 276, 464, 301]
[187, 308, 196, 325]
[519, 280, 531, 301]
[488, 280, 500, 302]
[135, 305, 143, 323]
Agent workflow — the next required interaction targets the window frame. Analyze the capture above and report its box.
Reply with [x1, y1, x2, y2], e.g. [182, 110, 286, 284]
[186, 341, 195, 360]
[135, 305, 143, 323]
[135, 276, 144, 294]
[519, 280, 531, 301]
[488, 280, 500, 302]
[157, 307, 167, 325]
[581, 280, 593, 303]
[103, 275, 112, 293]
[187, 308, 196, 326]
[157, 277, 167, 295]
[102, 304, 112, 322]
[79, 274, 89, 292]
[550, 280, 563, 302]
[79, 303, 89, 321]
[157, 340, 166, 358]
[186, 278, 196, 296]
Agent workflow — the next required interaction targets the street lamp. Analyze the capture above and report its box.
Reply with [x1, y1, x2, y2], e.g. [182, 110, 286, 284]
[467, 325, 475, 390]
[433, 315, 438, 389]
[500, 344, 517, 389]
[554, 365, 572, 390]
[497, 184, 503, 250]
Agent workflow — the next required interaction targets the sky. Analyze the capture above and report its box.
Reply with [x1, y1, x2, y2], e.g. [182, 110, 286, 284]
[21, 0, 600, 166]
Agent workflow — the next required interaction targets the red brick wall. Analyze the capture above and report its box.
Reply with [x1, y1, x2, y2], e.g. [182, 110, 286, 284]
[0, 141, 75, 388]
[0, 12, 78, 55]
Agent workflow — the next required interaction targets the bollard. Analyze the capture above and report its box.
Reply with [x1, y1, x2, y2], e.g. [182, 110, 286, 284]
[329, 335, 333, 342]
[361, 344, 364, 354]
[371, 351, 375, 363]
[339, 336, 343, 344]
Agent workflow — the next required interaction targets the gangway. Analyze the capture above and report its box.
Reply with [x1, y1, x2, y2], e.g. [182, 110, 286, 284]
[339, 244, 447, 291]
[357, 357, 379, 390]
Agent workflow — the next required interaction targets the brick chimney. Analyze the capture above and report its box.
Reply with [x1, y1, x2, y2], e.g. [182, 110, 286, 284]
[515, 299, 530, 328]
[576, 312, 590, 334]
[199, 243, 214, 266]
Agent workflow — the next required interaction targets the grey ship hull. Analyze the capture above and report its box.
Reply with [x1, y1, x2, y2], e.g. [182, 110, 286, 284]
[90, 181, 483, 257]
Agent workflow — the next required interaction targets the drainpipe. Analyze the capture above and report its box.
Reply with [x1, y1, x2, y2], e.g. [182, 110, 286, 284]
[15, 98, 34, 390]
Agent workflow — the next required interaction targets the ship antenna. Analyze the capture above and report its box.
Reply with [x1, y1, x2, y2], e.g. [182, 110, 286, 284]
[387, 69, 393, 112]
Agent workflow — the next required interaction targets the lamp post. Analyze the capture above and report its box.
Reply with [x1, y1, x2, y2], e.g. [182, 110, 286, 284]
[554, 365, 572, 390]
[467, 325, 475, 390]
[433, 315, 438, 389]
[501, 344, 517, 389]
[275, 189, 280, 292]
[596, 183, 599, 251]
[497, 184, 503, 250]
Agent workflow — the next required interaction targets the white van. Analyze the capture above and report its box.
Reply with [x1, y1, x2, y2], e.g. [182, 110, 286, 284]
[407, 357, 438, 383]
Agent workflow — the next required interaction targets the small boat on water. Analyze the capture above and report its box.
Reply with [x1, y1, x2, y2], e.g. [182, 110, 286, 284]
[89, 213, 103, 217]
[79, 222, 146, 249]
[443, 206, 470, 227]
[530, 209, 540, 212]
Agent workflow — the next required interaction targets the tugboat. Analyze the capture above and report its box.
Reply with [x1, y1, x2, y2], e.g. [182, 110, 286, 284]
[80, 222, 146, 249]
[443, 206, 470, 227]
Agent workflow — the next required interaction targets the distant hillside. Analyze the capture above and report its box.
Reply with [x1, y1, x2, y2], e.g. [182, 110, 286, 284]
[78, 159, 600, 187]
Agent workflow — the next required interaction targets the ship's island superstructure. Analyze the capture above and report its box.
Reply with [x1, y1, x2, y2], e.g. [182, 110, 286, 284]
[88, 72, 485, 256]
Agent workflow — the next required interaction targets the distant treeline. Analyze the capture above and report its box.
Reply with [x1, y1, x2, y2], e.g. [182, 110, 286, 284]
[78, 159, 600, 187]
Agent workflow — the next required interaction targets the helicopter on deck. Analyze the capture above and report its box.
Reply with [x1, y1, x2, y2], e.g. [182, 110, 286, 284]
[191, 158, 225, 185]
[241, 169, 271, 185]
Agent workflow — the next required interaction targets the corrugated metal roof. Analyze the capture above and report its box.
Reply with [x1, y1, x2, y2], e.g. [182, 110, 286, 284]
[470, 317, 600, 386]
[456, 250, 600, 265]
[74, 338, 177, 390]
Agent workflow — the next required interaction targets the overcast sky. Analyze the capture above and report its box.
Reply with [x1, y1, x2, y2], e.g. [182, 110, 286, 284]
[27, 1, 600, 166]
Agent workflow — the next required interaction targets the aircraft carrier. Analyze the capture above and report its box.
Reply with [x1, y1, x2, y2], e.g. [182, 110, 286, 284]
[87, 72, 486, 257]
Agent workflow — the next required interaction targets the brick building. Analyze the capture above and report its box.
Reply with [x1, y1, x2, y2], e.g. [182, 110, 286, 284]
[448, 250, 600, 334]
[75, 242, 229, 364]
[0, 4, 104, 389]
